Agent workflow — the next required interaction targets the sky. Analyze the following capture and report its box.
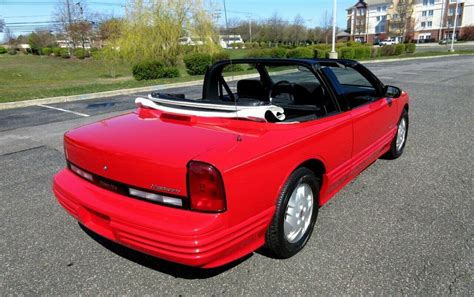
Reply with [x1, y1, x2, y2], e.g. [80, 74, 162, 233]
[0, 0, 356, 40]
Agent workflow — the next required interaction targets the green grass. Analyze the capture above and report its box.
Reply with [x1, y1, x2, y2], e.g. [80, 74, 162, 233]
[0, 54, 198, 103]
[1, 49, 473, 103]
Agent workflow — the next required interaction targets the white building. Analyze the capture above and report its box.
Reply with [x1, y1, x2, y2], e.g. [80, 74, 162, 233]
[346, 0, 474, 42]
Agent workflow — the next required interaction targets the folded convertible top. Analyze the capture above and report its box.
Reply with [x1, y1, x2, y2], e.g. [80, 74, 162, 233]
[135, 97, 286, 122]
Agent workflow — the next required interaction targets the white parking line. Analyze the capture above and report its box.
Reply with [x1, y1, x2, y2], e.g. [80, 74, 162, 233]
[37, 104, 90, 117]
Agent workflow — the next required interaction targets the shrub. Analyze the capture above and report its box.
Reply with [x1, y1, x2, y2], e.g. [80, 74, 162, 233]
[346, 41, 359, 47]
[183, 53, 212, 75]
[246, 49, 271, 58]
[223, 64, 245, 72]
[60, 48, 70, 58]
[8, 49, 17, 55]
[405, 43, 416, 54]
[381, 45, 396, 56]
[371, 47, 382, 58]
[159, 67, 180, 78]
[0, 46, 7, 54]
[314, 48, 329, 58]
[42, 47, 52, 56]
[132, 60, 165, 80]
[90, 48, 100, 59]
[394, 44, 405, 55]
[353, 46, 371, 59]
[340, 47, 354, 59]
[52, 47, 61, 57]
[74, 48, 87, 59]
[268, 47, 287, 58]
[286, 47, 314, 59]
[313, 44, 330, 51]
[212, 51, 230, 63]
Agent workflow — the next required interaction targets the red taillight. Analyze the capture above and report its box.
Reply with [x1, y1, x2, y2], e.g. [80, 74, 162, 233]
[187, 161, 226, 212]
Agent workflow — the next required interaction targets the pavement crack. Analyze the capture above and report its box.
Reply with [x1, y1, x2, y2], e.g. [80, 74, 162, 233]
[0, 145, 46, 157]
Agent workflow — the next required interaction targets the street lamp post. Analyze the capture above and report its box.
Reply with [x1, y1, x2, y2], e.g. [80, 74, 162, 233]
[449, 0, 459, 52]
[329, 0, 338, 58]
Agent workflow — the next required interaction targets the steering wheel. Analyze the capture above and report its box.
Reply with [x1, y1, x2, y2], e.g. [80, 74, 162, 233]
[270, 80, 293, 103]
[270, 80, 293, 97]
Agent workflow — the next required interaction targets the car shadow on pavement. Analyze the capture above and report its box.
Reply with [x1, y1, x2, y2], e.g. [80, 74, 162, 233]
[79, 223, 252, 279]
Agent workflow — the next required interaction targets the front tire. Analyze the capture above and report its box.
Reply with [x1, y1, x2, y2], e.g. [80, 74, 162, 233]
[384, 109, 409, 159]
[265, 167, 319, 259]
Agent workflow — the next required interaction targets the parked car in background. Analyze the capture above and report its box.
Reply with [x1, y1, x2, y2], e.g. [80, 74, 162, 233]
[379, 39, 398, 46]
[53, 58, 410, 268]
[219, 34, 244, 49]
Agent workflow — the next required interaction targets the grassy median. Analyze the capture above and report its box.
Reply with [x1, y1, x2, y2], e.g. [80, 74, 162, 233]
[1, 49, 473, 103]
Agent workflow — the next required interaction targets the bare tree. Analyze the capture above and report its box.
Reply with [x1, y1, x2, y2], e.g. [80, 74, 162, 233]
[54, 0, 89, 47]
[321, 10, 333, 44]
[389, 0, 415, 41]
[3, 27, 16, 45]
[288, 14, 307, 45]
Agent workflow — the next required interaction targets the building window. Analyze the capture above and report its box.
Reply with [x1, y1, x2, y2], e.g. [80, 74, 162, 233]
[421, 22, 426, 27]
[422, 11, 427, 16]
[392, 13, 399, 19]
[423, 0, 435, 5]
[428, 10, 434, 16]
[427, 21, 432, 27]
[376, 25, 385, 33]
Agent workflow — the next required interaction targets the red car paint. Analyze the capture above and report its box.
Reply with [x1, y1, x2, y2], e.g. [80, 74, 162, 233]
[53, 59, 409, 268]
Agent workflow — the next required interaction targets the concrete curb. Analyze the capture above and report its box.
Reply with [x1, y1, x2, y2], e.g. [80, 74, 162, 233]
[360, 53, 471, 64]
[1, 53, 472, 110]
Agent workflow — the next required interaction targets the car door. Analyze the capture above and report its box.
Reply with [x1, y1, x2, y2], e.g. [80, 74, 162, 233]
[321, 64, 398, 173]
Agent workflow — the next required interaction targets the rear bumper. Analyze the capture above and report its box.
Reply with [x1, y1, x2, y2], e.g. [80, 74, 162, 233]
[53, 169, 273, 268]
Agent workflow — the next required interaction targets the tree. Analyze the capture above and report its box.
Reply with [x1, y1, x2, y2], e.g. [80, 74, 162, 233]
[321, 10, 333, 44]
[116, 0, 218, 66]
[54, 0, 90, 48]
[389, 0, 415, 41]
[3, 27, 16, 45]
[67, 21, 92, 49]
[287, 15, 307, 45]
[28, 30, 56, 54]
[0, 19, 5, 33]
[99, 18, 123, 42]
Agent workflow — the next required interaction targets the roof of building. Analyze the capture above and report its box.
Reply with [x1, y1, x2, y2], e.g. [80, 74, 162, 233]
[348, 0, 392, 10]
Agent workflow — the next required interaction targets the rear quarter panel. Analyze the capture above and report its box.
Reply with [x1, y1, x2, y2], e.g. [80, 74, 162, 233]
[196, 112, 353, 227]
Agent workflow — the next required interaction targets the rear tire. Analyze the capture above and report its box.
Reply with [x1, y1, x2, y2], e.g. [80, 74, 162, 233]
[265, 167, 319, 259]
[384, 109, 409, 160]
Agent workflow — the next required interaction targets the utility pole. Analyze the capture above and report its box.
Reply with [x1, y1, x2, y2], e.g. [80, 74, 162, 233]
[66, 0, 73, 53]
[248, 15, 252, 43]
[329, 0, 338, 58]
[222, 0, 230, 47]
[449, 0, 458, 52]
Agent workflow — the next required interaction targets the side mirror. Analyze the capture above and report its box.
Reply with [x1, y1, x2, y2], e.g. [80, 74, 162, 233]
[384, 85, 402, 98]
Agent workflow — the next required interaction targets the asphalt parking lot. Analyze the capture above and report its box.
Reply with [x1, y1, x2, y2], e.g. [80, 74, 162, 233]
[1, 56, 473, 295]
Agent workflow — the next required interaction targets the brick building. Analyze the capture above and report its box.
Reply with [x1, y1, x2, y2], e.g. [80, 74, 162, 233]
[346, 0, 474, 42]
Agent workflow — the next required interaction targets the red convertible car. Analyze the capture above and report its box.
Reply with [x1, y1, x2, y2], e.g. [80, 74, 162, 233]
[53, 58, 409, 268]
